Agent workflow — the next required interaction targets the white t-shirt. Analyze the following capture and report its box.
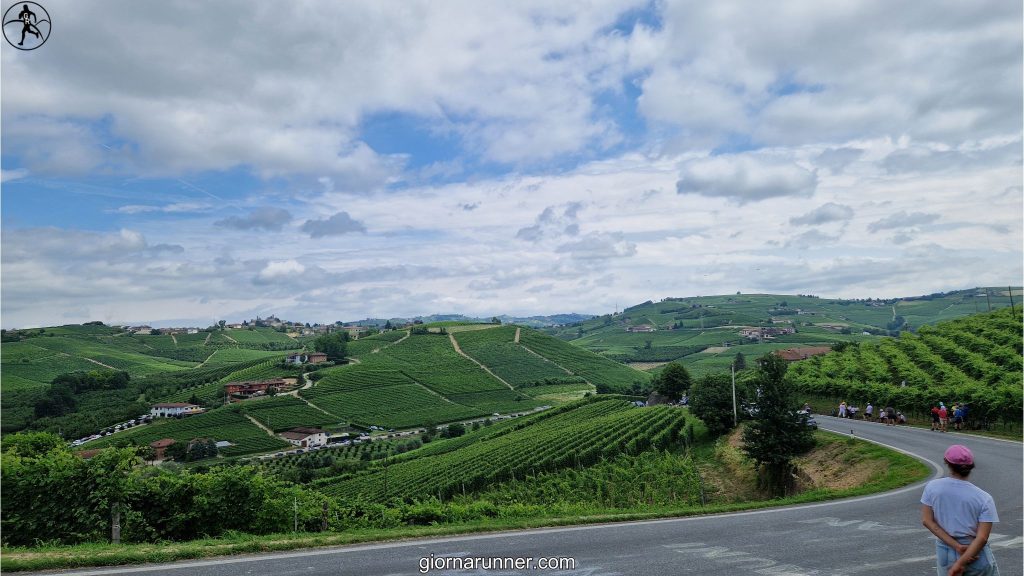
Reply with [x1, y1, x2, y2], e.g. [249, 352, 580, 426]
[921, 477, 999, 539]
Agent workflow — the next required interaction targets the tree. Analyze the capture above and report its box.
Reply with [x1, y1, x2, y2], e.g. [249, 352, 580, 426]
[733, 352, 747, 371]
[2, 432, 66, 456]
[313, 332, 349, 362]
[384, 320, 393, 330]
[741, 353, 814, 497]
[443, 422, 466, 438]
[654, 362, 691, 401]
[491, 317, 501, 325]
[689, 373, 735, 437]
[164, 441, 188, 461]
[218, 320, 226, 330]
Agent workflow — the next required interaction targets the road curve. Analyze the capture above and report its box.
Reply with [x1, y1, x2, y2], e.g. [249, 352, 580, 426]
[36, 417, 1022, 576]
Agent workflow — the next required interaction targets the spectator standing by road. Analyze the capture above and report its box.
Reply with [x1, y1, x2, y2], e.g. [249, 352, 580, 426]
[953, 405, 964, 431]
[885, 405, 896, 426]
[921, 445, 1000, 576]
[838, 401, 847, 418]
[939, 403, 949, 433]
[932, 404, 942, 431]
[865, 402, 874, 421]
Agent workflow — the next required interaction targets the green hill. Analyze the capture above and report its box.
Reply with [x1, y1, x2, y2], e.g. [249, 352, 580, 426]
[544, 288, 1021, 377]
[787, 307, 1022, 424]
[314, 396, 688, 501]
[1, 322, 651, 457]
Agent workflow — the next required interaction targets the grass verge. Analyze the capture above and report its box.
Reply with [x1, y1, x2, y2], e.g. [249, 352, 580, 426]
[0, 430, 930, 572]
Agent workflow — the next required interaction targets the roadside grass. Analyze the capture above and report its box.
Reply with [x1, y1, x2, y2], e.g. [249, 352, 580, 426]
[0, 429, 930, 572]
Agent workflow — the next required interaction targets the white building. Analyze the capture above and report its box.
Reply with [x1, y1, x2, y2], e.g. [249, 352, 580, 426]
[280, 427, 327, 448]
[150, 403, 204, 418]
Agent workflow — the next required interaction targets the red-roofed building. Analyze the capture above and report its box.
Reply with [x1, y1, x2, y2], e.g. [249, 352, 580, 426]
[224, 379, 286, 398]
[306, 352, 328, 364]
[150, 438, 176, 460]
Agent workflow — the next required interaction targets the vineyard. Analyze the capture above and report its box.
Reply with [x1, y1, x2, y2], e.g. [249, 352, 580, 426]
[517, 328, 651, 393]
[301, 382, 482, 428]
[317, 397, 688, 501]
[373, 333, 509, 395]
[452, 326, 570, 387]
[787, 308, 1023, 424]
[346, 330, 409, 357]
[238, 396, 339, 432]
[86, 408, 290, 456]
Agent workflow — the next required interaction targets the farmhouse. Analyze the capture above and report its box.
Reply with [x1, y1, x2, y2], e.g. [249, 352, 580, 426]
[150, 403, 204, 418]
[224, 378, 287, 398]
[279, 427, 327, 448]
[286, 352, 328, 365]
[149, 438, 176, 460]
[739, 326, 795, 340]
[774, 346, 833, 361]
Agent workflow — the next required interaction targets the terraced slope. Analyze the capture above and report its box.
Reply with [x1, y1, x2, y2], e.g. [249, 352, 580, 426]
[317, 397, 687, 500]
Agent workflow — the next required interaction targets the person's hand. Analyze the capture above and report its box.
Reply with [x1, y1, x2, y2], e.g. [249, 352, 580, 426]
[948, 561, 966, 576]
[953, 544, 978, 563]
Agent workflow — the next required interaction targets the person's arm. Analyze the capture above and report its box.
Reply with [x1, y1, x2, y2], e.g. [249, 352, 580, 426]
[947, 522, 992, 576]
[921, 505, 969, 554]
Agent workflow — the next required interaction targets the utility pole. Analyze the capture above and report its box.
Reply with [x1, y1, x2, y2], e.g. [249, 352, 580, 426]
[1008, 286, 1015, 313]
[111, 502, 121, 544]
[986, 289, 992, 312]
[731, 364, 738, 427]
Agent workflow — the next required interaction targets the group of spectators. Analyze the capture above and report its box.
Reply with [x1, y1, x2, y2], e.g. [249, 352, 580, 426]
[930, 402, 968, 432]
[824, 400, 970, 431]
[832, 400, 907, 425]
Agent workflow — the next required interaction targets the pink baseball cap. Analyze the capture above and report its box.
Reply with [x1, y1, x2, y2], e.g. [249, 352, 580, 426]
[944, 445, 974, 465]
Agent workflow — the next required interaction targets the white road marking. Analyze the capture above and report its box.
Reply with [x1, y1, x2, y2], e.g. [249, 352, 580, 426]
[832, 555, 934, 574]
[664, 542, 821, 575]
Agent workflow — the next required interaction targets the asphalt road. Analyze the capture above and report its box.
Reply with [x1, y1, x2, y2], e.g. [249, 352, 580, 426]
[38, 416, 1022, 576]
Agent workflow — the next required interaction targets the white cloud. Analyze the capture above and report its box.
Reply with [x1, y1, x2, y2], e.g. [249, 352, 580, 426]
[676, 153, 818, 204]
[790, 202, 855, 226]
[867, 211, 941, 233]
[301, 211, 367, 238]
[1, 0, 647, 176]
[257, 260, 305, 282]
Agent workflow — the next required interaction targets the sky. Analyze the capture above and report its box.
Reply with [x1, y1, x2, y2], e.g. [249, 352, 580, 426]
[1, 0, 1021, 329]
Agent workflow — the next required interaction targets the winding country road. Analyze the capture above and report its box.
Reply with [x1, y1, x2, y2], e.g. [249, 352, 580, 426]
[37, 417, 1022, 576]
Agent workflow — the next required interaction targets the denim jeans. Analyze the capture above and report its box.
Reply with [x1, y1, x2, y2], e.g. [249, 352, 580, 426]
[935, 539, 1000, 576]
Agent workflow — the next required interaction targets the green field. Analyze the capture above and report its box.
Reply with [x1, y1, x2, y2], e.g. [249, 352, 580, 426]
[302, 382, 483, 428]
[787, 308, 1023, 424]
[316, 397, 687, 500]
[238, 396, 340, 432]
[544, 289, 1020, 378]
[518, 328, 651, 393]
[85, 408, 290, 457]
[372, 333, 509, 395]
[452, 326, 571, 387]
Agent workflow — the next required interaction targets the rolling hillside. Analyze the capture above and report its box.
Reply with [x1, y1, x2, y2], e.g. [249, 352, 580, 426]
[786, 307, 1023, 424]
[314, 396, 689, 501]
[1, 321, 650, 458]
[544, 288, 1021, 376]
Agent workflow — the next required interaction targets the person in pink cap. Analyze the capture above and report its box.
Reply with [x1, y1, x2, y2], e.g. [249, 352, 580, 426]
[921, 445, 1000, 575]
